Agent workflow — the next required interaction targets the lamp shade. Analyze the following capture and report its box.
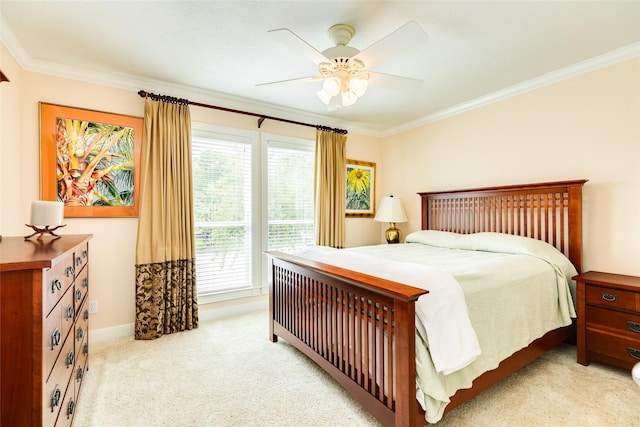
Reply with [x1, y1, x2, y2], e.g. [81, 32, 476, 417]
[30, 200, 64, 227]
[374, 195, 407, 223]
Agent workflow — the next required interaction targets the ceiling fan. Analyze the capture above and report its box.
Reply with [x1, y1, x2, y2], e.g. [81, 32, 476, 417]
[257, 21, 429, 109]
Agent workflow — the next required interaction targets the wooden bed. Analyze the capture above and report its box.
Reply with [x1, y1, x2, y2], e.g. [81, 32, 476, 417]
[266, 179, 587, 426]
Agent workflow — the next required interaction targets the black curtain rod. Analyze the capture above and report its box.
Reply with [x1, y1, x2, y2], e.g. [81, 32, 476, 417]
[137, 90, 347, 135]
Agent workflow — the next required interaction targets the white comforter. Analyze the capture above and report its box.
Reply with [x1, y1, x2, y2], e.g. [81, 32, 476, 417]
[297, 231, 578, 423]
[295, 246, 482, 375]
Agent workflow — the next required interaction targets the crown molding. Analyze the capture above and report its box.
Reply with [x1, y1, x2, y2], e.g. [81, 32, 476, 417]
[383, 42, 640, 137]
[3, 13, 638, 139]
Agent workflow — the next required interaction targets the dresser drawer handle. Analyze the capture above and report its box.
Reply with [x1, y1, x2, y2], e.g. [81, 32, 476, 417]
[77, 326, 84, 340]
[628, 347, 640, 360]
[83, 277, 89, 288]
[51, 385, 61, 411]
[76, 256, 83, 267]
[51, 328, 61, 350]
[75, 288, 83, 302]
[51, 278, 62, 293]
[83, 342, 89, 356]
[84, 309, 89, 320]
[601, 293, 617, 302]
[67, 398, 75, 418]
[628, 321, 640, 334]
[65, 304, 75, 320]
[66, 350, 75, 367]
[66, 265, 75, 277]
[77, 366, 84, 381]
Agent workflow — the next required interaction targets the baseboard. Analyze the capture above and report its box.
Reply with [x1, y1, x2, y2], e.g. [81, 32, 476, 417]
[89, 297, 268, 344]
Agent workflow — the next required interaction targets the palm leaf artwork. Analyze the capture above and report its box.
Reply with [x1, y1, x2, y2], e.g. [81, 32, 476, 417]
[346, 165, 371, 210]
[56, 118, 135, 207]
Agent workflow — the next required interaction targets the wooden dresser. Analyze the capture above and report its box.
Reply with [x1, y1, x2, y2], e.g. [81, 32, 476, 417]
[1, 234, 92, 427]
[575, 271, 640, 370]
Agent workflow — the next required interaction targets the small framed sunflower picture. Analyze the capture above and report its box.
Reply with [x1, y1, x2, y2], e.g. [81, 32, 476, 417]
[346, 159, 376, 217]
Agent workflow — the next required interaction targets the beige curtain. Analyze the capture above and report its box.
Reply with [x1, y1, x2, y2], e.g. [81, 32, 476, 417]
[134, 98, 198, 340]
[314, 129, 347, 248]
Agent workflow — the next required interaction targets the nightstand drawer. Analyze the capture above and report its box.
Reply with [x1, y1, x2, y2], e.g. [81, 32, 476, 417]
[586, 329, 640, 368]
[586, 305, 640, 338]
[585, 284, 639, 312]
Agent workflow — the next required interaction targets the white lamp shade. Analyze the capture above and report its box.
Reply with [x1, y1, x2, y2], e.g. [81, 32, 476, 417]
[316, 89, 332, 105]
[323, 77, 341, 96]
[349, 76, 368, 97]
[341, 90, 358, 107]
[374, 196, 407, 223]
[30, 200, 64, 227]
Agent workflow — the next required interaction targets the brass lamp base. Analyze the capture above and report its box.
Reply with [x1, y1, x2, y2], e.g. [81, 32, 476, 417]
[385, 223, 401, 244]
[24, 224, 66, 240]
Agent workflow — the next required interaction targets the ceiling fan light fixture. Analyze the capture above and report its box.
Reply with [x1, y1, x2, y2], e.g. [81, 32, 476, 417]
[349, 75, 368, 98]
[341, 90, 358, 107]
[316, 88, 332, 105]
[323, 77, 341, 96]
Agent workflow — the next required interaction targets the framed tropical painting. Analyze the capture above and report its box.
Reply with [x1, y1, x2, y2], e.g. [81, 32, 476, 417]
[345, 159, 376, 217]
[40, 103, 143, 217]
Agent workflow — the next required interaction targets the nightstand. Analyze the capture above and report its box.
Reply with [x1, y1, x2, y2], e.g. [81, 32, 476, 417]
[574, 271, 640, 369]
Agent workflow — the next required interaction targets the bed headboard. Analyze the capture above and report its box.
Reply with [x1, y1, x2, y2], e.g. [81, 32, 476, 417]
[418, 180, 587, 272]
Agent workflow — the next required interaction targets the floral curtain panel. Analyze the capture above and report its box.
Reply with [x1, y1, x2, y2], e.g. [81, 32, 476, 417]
[314, 129, 347, 248]
[134, 98, 198, 340]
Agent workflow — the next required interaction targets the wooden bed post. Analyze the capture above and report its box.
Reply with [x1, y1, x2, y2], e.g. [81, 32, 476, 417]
[394, 299, 418, 427]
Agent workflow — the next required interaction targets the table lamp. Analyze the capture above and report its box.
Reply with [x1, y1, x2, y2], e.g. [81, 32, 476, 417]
[25, 200, 66, 240]
[374, 195, 407, 244]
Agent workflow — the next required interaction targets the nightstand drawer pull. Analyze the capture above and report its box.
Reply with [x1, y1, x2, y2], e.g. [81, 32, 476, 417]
[601, 293, 617, 302]
[628, 347, 640, 360]
[628, 321, 640, 334]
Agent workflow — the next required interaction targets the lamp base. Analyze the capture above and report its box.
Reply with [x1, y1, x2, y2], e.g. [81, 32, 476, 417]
[24, 224, 66, 240]
[385, 223, 401, 244]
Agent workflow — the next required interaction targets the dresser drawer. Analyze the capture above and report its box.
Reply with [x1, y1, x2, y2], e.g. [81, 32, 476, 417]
[73, 242, 89, 277]
[586, 329, 640, 369]
[42, 333, 74, 427]
[43, 262, 65, 317]
[586, 305, 640, 339]
[586, 284, 639, 312]
[42, 286, 70, 377]
[57, 380, 75, 427]
[74, 265, 89, 312]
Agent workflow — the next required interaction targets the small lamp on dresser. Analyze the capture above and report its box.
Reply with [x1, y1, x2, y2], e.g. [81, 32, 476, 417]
[24, 200, 66, 240]
[374, 195, 408, 244]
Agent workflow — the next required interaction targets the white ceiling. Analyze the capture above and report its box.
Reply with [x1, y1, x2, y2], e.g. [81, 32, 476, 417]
[2, 1, 640, 135]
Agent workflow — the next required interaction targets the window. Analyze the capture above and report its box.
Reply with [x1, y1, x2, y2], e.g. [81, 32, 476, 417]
[265, 139, 315, 253]
[192, 124, 314, 302]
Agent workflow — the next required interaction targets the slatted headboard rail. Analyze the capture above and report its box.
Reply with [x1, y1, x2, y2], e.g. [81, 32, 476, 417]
[418, 180, 587, 272]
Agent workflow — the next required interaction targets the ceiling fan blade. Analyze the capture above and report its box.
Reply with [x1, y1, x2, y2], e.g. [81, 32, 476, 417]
[352, 21, 428, 68]
[256, 75, 318, 87]
[269, 28, 329, 65]
[366, 71, 423, 90]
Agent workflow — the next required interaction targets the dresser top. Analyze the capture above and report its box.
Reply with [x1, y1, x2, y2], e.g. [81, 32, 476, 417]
[0, 234, 92, 272]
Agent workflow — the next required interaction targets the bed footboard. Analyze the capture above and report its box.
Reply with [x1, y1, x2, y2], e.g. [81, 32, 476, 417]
[267, 251, 428, 427]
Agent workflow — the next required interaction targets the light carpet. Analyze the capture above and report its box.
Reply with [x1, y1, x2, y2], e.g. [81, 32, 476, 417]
[73, 310, 640, 426]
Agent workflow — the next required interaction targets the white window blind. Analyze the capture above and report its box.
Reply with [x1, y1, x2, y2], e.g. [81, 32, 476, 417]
[192, 136, 252, 295]
[266, 141, 315, 253]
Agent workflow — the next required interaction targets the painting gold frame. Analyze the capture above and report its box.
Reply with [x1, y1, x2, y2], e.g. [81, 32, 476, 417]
[345, 159, 376, 218]
[40, 102, 143, 217]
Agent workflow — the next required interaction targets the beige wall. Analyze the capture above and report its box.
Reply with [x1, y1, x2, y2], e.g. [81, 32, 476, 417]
[384, 57, 640, 276]
[3, 42, 638, 334]
[0, 43, 383, 332]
